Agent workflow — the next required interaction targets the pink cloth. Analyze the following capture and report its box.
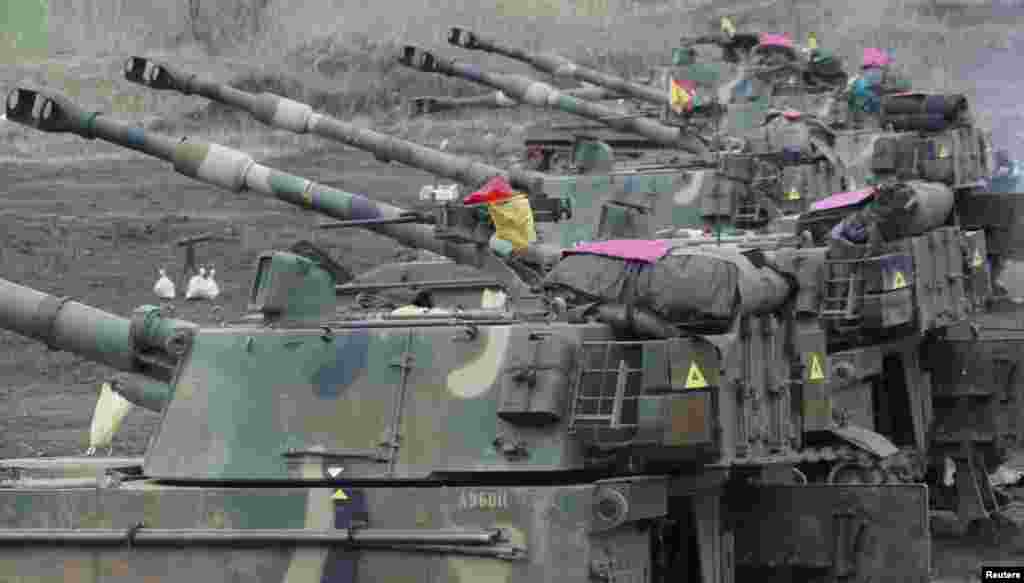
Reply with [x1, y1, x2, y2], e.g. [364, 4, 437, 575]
[862, 47, 891, 68]
[810, 188, 876, 211]
[759, 33, 793, 48]
[565, 239, 670, 263]
[781, 109, 802, 120]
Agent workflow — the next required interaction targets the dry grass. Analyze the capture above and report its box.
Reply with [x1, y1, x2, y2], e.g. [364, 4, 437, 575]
[2, 0, 1022, 161]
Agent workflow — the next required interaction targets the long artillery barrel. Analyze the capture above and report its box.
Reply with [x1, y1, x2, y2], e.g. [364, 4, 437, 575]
[396, 46, 712, 160]
[4, 87, 547, 301]
[447, 27, 668, 107]
[409, 86, 622, 116]
[0, 277, 195, 383]
[121, 57, 546, 194]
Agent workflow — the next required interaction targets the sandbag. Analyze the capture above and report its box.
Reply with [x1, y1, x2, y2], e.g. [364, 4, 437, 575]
[882, 93, 968, 117]
[543, 252, 740, 321]
[830, 181, 954, 245]
[545, 243, 794, 325]
[881, 93, 968, 131]
[885, 114, 954, 132]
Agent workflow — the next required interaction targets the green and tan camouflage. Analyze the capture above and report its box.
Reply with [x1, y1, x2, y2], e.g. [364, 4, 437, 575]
[0, 278, 194, 384]
[121, 57, 548, 195]
[120, 56, 729, 242]
[397, 46, 712, 160]
[0, 254, 932, 582]
[408, 86, 622, 117]
[447, 27, 670, 109]
[4, 51, 1020, 579]
[4, 86, 551, 302]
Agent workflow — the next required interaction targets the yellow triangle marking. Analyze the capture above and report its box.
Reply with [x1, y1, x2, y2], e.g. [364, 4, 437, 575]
[685, 362, 708, 389]
[808, 353, 825, 381]
[973, 249, 984, 268]
[892, 271, 907, 289]
[332, 489, 349, 501]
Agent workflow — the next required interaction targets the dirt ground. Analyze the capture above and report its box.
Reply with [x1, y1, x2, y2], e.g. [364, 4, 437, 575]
[0, 144, 441, 459]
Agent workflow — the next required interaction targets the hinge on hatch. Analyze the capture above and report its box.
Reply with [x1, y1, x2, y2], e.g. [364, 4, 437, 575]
[832, 507, 867, 578]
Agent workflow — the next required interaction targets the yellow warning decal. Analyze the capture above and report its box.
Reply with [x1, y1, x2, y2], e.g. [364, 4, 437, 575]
[938, 144, 948, 158]
[892, 271, 907, 289]
[808, 352, 825, 382]
[785, 189, 801, 201]
[332, 489, 349, 501]
[685, 362, 708, 389]
[973, 249, 984, 268]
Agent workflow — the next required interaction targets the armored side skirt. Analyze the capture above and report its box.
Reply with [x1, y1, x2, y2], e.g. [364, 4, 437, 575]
[0, 480, 928, 582]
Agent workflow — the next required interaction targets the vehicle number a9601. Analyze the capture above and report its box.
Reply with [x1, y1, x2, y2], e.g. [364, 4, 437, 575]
[459, 490, 509, 510]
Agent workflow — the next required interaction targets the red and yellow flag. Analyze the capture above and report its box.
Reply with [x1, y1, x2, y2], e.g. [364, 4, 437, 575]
[463, 176, 536, 252]
[669, 78, 696, 114]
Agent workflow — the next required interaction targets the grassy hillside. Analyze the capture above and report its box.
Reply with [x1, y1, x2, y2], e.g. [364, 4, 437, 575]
[2, 0, 1022, 157]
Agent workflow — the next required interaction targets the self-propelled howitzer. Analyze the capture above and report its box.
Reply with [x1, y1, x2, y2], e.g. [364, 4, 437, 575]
[121, 57, 548, 195]
[5, 87, 555, 304]
[122, 56, 751, 243]
[397, 46, 713, 160]
[446, 27, 670, 109]
[0, 245, 930, 582]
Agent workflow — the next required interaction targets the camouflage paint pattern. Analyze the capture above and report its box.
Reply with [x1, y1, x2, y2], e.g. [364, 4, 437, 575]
[4, 89, 540, 298]
[396, 47, 709, 157]
[446, 28, 668, 107]
[146, 323, 612, 480]
[0, 481, 637, 583]
[0, 477, 932, 582]
[121, 58, 714, 244]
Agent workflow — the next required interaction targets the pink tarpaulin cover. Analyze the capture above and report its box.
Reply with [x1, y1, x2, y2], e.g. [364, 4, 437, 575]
[862, 47, 891, 68]
[565, 239, 670, 263]
[810, 188, 876, 211]
[759, 33, 793, 48]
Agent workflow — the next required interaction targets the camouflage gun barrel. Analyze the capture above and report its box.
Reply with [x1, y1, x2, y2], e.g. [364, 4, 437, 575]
[397, 46, 712, 160]
[448, 27, 668, 107]
[121, 57, 545, 194]
[409, 91, 518, 116]
[4, 87, 547, 299]
[0, 277, 195, 383]
[409, 86, 622, 116]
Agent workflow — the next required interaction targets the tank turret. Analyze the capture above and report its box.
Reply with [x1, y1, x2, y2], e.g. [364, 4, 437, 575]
[397, 46, 712, 160]
[5, 87, 557, 303]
